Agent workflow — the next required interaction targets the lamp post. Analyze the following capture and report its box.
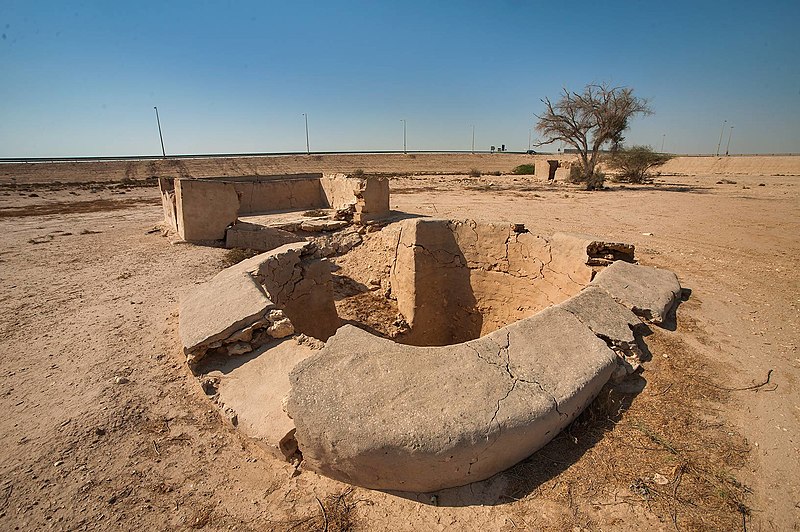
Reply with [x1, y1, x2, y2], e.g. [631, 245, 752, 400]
[716, 119, 727, 156]
[528, 129, 532, 151]
[302, 113, 310, 155]
[153, 106, 166, 157]
[661, 134, 666, 153]
[401, 119, 407, 154]
[472, 125, 475, 154]
[725, 126, 734, 156]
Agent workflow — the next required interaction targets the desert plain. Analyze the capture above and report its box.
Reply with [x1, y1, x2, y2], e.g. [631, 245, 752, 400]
[0, 153, 798, 531]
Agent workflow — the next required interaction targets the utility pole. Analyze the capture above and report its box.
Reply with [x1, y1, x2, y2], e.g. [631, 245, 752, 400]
[153, 106, 166, 157]
[661, 133, 665, 153]
[716, 119, 727, 156]
[401, 119, 407, 154]
[472, 125, 475, 154]
[302, 113, 310, 154]
[528, 129, 532, 151]
[725, 126, 734, 156]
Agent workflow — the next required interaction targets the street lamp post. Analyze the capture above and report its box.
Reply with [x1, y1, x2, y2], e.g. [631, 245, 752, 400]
[302, 113, 310, 155]
[153, 106, 166, 157]
[716, 119, 727, 156]
[401, 119, 407, 154]
[472, 125, 475, 154]
[725, 126, 734, 156]
[661, 134, 666, 153]
[528, 129, 532, 151]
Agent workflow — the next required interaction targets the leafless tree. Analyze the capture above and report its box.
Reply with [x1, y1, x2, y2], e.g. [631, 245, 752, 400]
[535, 84, 652, 189]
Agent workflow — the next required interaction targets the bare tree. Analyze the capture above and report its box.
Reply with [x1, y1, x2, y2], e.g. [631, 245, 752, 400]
[535, 84, 652, 189]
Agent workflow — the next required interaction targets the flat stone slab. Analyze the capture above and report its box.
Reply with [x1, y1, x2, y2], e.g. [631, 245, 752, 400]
[225, 221, 305, 252]
[179, 242, 311, 362]
[591, 261, 681, 324]
[558, 285, 644, 355]
[180, 269, 274, 358]
[286, 306, 617, 492]
[206, 338, 316, 459]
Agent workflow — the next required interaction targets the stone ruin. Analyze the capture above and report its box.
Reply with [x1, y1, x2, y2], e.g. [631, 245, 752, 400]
[158, 172, 390, 245]
[165, 174, 683, 493]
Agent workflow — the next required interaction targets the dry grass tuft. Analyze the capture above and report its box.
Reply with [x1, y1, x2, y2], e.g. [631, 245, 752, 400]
[283, 488, 364, 532]
[221, 248, 260, 268]
[502, 321, 752, 530]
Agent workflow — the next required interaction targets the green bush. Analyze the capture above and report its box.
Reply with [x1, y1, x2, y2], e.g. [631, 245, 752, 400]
[569, 164, 606, 190]
[606, 145, 673, 183]
[511, 164, 536, 175]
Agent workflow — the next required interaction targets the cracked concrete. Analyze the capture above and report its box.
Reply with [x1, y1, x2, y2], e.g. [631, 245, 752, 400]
[179, 241, 338, 365]
[286, 304, 618, 492]
[389, 218, 634, 345]
[180, 216, 680, 494]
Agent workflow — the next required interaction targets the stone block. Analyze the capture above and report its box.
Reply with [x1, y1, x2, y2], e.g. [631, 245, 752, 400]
[591, 260, 682, 324]
[225, 221, 305, 252]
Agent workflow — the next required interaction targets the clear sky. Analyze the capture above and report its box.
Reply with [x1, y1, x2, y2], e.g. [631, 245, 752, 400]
[1, 0, 798, 157]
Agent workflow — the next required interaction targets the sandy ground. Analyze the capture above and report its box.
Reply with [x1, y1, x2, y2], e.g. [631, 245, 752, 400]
[0, 158, 798, 530]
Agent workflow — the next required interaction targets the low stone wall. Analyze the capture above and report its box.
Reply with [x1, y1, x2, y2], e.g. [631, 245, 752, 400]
[389, 219, 634, 345]
[175, 178, 239, 241]
[159, 173, 391, 243]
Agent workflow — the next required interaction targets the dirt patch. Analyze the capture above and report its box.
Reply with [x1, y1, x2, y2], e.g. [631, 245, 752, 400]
[499, 315, 751, 530]
[0, 197, 159, 218]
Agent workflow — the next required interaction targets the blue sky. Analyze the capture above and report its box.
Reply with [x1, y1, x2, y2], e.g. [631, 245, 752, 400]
[1, 0, 798, 157]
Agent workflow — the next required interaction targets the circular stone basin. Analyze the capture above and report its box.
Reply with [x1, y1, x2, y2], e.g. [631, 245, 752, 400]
[180, 218, 682, 492]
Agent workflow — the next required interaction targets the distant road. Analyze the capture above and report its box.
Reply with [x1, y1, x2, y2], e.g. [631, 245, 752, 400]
[0, 150, 549, 164]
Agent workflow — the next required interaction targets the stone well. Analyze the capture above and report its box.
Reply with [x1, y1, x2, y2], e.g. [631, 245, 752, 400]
[178, 218, 682, 493]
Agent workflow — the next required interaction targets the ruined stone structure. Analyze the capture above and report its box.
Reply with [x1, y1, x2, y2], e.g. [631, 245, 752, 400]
[178, 216, 682, 492]
[158, 172, 390, 243]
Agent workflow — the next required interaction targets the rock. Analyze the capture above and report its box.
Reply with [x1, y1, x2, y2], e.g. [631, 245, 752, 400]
[267, 319, 294, 339]
[227, 342, 253, 356]
[368, 277, 381, 287]
[295, 334, 324, 350]
[286, 306, 617, 492]
[591, 261, 681, 325]
[268, 309, 286, 321]
[336, 232, 362, 254]
[558, 285, 645, 359]
[225, 326, 255, 344]
[300, 219, 350, 232]
[113, 376, 129, 384]
[208, 339, 317, 459]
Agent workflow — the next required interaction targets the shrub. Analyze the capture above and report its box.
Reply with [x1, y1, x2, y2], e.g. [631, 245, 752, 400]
[468, 168, 481, 177]
[512, 164, 536, 175]
[350, 169, 365, 178]
[606, 145, 672, 183]
[570, 163, 606, 190]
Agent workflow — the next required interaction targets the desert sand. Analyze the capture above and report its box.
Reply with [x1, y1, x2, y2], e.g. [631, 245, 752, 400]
[0, 154, 797, 530]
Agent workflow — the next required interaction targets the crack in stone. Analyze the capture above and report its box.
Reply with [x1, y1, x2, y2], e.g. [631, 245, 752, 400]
[400, 241, 465, 267]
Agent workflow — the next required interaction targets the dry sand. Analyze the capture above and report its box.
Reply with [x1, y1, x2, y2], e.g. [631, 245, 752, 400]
[0, 155, 797, 530]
